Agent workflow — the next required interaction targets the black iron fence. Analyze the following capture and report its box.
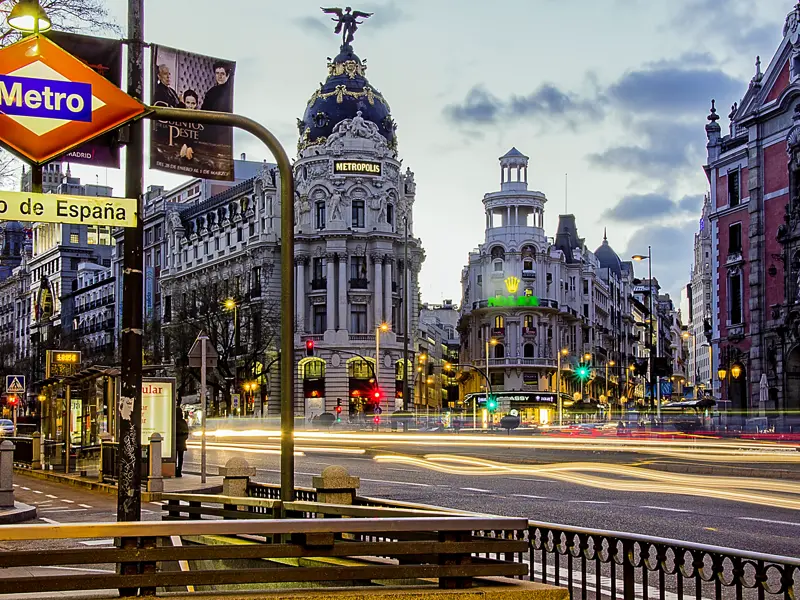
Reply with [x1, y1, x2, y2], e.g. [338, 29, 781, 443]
[100, 441, 149, 483]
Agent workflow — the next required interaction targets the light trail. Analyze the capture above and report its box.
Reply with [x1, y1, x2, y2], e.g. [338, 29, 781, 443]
[373, 454, 800, 511]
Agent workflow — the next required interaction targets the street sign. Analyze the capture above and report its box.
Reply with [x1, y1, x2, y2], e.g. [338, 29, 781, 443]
[5, 375, 25, 393]
[232, 393, 240, 408]
[46, 350, 81, 378]
[189, 335, 218, 368]
[0, 35, 146, 165]
[0, 190, 137, 227]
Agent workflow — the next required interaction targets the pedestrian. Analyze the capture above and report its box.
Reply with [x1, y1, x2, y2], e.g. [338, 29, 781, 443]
[176, 409, 189, 478]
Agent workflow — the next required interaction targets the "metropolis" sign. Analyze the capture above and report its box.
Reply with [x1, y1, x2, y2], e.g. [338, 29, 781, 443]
[333, 160, 382, 176]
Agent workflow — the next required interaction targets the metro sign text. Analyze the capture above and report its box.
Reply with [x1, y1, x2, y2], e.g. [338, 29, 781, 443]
[0, 74, 91, 121]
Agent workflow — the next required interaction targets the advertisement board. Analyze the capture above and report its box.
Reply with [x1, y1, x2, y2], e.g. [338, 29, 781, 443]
[150, 45, 235, 181]
[142, 378, 175, 459]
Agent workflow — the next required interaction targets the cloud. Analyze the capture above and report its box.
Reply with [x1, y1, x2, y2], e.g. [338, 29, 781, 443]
[622, 221, 698, 298]
[293, 16, 330, 36]
[360, 1, 407, 29]
[603, 193, 705, 223]
[444, 86, 503, 124]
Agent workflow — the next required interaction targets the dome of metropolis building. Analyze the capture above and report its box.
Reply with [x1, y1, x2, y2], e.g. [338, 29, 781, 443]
[594, 230, 623, 278]
[297, 43, 397, 152]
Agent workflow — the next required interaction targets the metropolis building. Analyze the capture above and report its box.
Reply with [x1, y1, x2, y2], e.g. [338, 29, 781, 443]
[293, 40, 424, 419]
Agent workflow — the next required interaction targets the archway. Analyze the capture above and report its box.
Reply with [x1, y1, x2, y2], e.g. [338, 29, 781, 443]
[298, 357, 326, 418]
[347, 357, 377, 420]
[728, 363, 748, 425]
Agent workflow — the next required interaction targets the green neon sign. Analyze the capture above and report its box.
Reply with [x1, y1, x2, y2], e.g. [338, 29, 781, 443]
[488, 294, 540, 307]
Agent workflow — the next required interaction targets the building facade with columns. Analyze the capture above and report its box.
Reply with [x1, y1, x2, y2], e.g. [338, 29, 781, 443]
[293, 39, 424, 420]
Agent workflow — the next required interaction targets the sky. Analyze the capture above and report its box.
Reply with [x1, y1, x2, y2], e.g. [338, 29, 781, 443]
[42, 0, 796, 307]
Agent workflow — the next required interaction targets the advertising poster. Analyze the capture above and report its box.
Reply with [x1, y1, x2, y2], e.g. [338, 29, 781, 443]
[150, 45, 235, 181]
[142, 378, 175, 459]
[46, 31, 122, 168]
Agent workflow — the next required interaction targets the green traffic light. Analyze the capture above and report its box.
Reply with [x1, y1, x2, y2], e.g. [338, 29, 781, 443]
[576, 366, 590, 380]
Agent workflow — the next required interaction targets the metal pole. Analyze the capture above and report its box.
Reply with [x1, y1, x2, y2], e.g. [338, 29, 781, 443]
[402, 217, 410, 411]
[118, 0, 144, 523]
[557, 351, 562, 426]
[200, 334, 207, 484]
[375, 327, 380, 382]
[233, 304, 238, 416]
[146, 106, 294, 500]
[65, 386, 70, 474]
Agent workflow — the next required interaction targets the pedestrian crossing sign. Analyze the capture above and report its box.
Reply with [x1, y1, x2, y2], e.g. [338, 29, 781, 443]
[5, 375, 25, 394]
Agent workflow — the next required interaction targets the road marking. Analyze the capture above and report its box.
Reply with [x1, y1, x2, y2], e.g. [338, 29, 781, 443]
[40, 517, 60, 524]
[568, 500, 610, 504]
[79, 539, 114, 546]
[46, 494, 58, 499]
[32, 490, 43, 494]
[21, 486, 30, 490]
[12, 484, 18, 487]
[78, 504, 93, 509]
[385, 468, 420, 473]
[360, 478, 430, 487]
[40, 508, 88, 513]
[737, 516, 800, 527]
[460, 487, 492, 493]
[513, 494, 549, 500]
[42, 566, 113, 574]
[641, 506, 692, 513]
[151, 501, 166, 506]
[704, 527, 718, 531]
[60, 499, 75, 504]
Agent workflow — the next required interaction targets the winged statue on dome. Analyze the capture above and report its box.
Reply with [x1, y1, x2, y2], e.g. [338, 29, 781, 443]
[321, 6, 373, 45]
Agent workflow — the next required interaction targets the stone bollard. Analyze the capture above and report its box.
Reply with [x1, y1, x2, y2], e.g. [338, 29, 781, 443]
[147, 433, 164, 493]
[0, 440, 15, 508]
[312, 465, 360, 505]
[219, 457, 255, 497]
[97, 433, 112, 483]
[31, 432, 42, 470]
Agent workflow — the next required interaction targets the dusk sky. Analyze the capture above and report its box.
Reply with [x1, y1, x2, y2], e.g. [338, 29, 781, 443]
[64, 0, 792, 306]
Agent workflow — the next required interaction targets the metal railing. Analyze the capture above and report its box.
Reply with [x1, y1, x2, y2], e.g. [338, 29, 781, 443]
[0, 516, 528, 596]
[100, 441, 149, 483]
[526, 521, 800, 600]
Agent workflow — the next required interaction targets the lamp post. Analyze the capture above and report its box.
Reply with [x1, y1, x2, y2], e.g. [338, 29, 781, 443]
[605, 360, 615, 417]
[633, 246, 659, 421]
[224, 298, 239, 411]
[402, 217, 410, 411]
[485, 336, 498, 420]
[7, 0, 52, 35]
[556, 348, 568, 426]
[443, 362, 493, 430]
[375, 321, 389, 383]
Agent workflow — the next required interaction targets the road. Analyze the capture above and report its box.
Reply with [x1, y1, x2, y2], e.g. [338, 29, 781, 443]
[184, 443, 800, 558]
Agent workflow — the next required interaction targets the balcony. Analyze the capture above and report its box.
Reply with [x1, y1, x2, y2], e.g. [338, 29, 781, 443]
[491, 327, 505, 338]
[476, 357, 557, 369]
[726, 250, 743, 266]
[311, 278, 327, 291]
[349, 278, 369, 290]
[522, 327, 537, 337]
[472, 298, 559, 311]
[522, 269, 536, 279]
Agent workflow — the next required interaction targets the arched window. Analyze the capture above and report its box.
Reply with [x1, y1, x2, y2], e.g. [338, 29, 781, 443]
[494, 343, 505, 359]
[386, 203, 394, 226]
[523, 343, 534, 358]
[523, 315, 534, 329]
[494, 315, 505, 329]
[315, 201, 326, 230]
[491, 246, 505, 273]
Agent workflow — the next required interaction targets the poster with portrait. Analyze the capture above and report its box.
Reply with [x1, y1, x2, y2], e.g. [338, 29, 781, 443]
[46, 31, 123, 168]
[150, 45, 235, 181]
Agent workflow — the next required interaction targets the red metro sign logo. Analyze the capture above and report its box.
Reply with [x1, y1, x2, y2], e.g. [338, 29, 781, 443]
[0, 35, 145, 165]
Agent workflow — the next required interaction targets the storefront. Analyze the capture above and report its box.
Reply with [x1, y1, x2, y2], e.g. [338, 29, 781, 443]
[463, 391, 557, 427]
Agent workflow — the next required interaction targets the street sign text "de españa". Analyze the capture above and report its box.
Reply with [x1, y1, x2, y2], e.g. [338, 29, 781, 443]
[0, 190, 137, 228]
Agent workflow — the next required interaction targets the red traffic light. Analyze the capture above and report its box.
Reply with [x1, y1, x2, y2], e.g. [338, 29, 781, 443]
[373, 390, 381, 400]
[305, 339, 314, 356]
[335, 405, 342, 414]
[373, 416, 381, 424]
[6, 395, 18, 406]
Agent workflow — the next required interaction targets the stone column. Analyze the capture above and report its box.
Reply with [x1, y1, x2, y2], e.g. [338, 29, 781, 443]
[220, 457, 256, 497]
[147, 433, 163, 493]
[338, 254, 348, 331]
[0, 440, 14, 508]
[373, 254, 383, 326]
[384, 258, 393, 327]
[31, 432, 41, 470]
[295, 255, 308, 333]
[312, 465, 360, 505]
[326, 253, 336, 331]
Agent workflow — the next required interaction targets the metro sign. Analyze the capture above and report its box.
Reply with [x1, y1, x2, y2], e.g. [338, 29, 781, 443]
[0, 35, 145, 165]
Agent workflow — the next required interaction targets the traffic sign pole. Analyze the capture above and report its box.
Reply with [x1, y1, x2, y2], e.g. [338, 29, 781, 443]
[117, 0, 145, 525]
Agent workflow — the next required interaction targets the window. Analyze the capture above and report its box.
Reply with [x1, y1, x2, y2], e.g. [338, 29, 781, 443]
[729, 168, 740, 207]
[204, 242, 209, 255]
[313, 304, 327, 333]
[237, 228, 243, 242]
[524, 343, 534, 358]
[489, 372, 504, 388]
[313, 257, 325, 281]
[523, 259, 533, 272]
[583, 303, 589, 317]
[730, 271, 743, 325]
[491, 210, 504, 228]
[316, 201, 326, 229]
[87, 226, 98, 245]
[583, 280, 589, 295]
[194, 247, 198, 259]
[251, 266, 262, 297]
[226, 232, 232, 247]
[350, 305, 367, 333]
[493, 260, 503, 272]
[164, 296, 172, 323]
[523, 315, 534, 330]
[154, 224, 162, 240]
[70, 232, 79, 244]
[494, 343, 505, 359]
[477, 275, 482, 286]
[249, 223, 255, 237]
[386, 203, 394, 226]
[352, 200, 365, 228]
[729, 223, 742, 254]
[494, 315, 504, 329]
[215, 237, 220, 251]
[350, 256, 367, 281]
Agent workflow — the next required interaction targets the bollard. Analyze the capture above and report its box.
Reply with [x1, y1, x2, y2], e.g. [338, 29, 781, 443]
[98, 433, 112, 483]
[31, 432, 42, 470]
[312, 465, 360, 506]
[0, 440, 15, 508]
[147, 433, 164, 493]
[219, 457, 255, 497]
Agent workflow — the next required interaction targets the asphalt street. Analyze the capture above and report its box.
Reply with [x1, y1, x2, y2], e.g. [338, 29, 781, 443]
[185, 446, 800, 558]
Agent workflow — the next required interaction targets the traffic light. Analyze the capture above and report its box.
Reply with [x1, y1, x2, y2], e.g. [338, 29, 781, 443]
[373, 389, 381, 402]
[6, 395, 18, 407]
[576, 366, 590, 380]
[486, 395, 497, 411]
[305, 339, 314, 357]
[373, 415, 381, 425]
[335, 401, 342, 422]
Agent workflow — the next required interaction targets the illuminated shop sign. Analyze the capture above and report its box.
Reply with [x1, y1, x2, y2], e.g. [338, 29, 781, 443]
[333, 160, 382, 175]
[488, 294, 539, 307]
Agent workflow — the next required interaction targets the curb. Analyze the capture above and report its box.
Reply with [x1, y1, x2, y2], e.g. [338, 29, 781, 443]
[0, 501, 37, 524]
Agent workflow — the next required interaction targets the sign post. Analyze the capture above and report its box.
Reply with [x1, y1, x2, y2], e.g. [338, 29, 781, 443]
[190, 333, 217, 484]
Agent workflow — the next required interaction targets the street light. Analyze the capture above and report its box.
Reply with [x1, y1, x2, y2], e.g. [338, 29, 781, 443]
[731, 364, 742, 379]
[485, 337, 498, 424]
[7, 0, 52, 34]
[632, 246, 659, 421]
[556, 348, 568, 426]
[375, 321, 390, 382]
[605, 360, 615, 415]
[224, 298, 239, 410]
